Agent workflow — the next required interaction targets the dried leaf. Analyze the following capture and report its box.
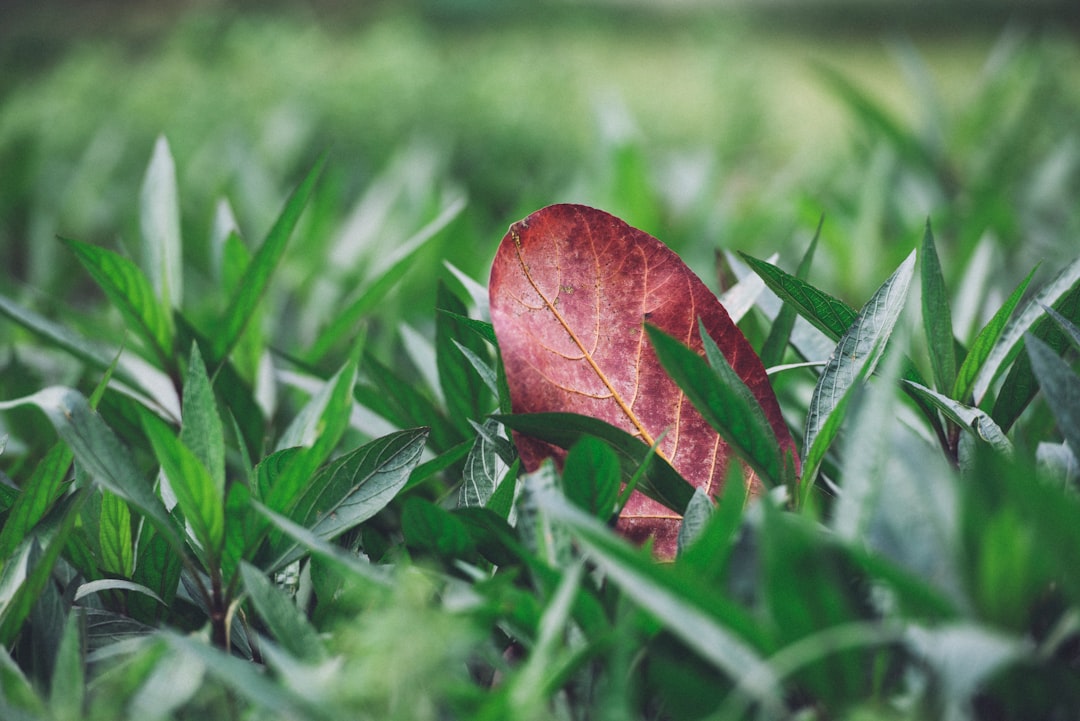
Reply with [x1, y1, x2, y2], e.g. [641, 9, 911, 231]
[489, 204, 795, 556]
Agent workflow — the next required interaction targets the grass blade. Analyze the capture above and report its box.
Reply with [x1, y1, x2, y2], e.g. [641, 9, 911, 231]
[211, 154, 326, 364]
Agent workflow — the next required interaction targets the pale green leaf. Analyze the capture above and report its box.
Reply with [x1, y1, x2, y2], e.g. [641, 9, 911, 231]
[139, 135, 183, 309]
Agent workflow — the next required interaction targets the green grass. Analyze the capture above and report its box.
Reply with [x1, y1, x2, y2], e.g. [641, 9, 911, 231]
[1, 6, 1079, 719]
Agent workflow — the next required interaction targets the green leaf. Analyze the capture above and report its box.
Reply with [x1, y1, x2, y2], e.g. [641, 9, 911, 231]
[401, 497, 476, 559]
[437, 281, 491, 432]
[0, 442, 72, 562]
[267, 428, 428, 571]
[972, 255, 1080, 405]
[920, 221, 957, 392]
[440, 310, 497, 346]
[239, 562, 324, 662]
[48, 611, 85, 721]
[760, 216, 822, 368]
[1044, 304, 1080, 352]
[141, 410, 224, 566]
[354, 352, 460, 452]
[537, 489, 783, 712]
[211, 155, 325, 364]
[647, 322, 785, 487]
[0, 388, 182, 552]
[130, 525, 183, 623]
[458, 418, 509, 509]
[1026, 333, 1080, 465]
[180, 343, 224, 494]
[494, 412, 695, 515]
[485, 458, 520, 520]
[951, 265, 1037, 401]
[139, 135, 183, 309]
[61, 237, 174, 366]
[265, 358, 358, 516]
[0, 491, 88, 647]
[739, 252, 857, 342]
[802, 251, 916, 501]
[903, 381, 1013, 456]
[561, 435, 621, 521]
[98, 490, 134, 577]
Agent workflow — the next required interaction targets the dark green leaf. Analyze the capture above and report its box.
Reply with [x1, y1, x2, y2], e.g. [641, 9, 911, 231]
[561, 435, 621, 521]
[48, 609, 85, 721]
[0, 442, 72, 562]
[437, 281, 491, 432]
[1026, 333, 1080, 464]
[647, 322, 786, 487]
[952, 265, 1037, 401]
[240, 562, 324, 661]
[760, 215, 822, 368]
[131, 525, 183, 623]
[142, 409, 224, 566]
[212, 155, 325, 364]
[920, 221, 957, 392]
[354, 352, 460, 452]
[972, 255, 1080, 405]
[401, 496, 476, 559]
[738, 252, 857, 342]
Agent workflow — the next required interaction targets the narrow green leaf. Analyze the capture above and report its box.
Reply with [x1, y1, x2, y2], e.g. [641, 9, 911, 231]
[1044, 304, 1080, 352]
[0, 442, 72, 562]
[212, 155, 325, 364]
[647, 323, 785, 487]
[240, 562, 324, 661]
[739, 252, 857, 342]
[760, 215, 822, 368]
[437, 281, 491, 433]
[61, 237, 174, 366]
[0, 388, 182, 552]
[402, 438, 471, 493]
[139, 135, 183, 309]
[952, 265, 1037, 401]
[453, 339, 499, 399]
[73, 579, 165, 605]
[1026, 333, 1080, 464]
[131, 525, 183, 622]
[142, 410, 224, 566]
[440, 310, 497, 346]
[903, 381, 1013, 456]
[486, 458, 520, 520]
[48, 611, 85, 721]
[180, 343, 224, 494]
[920, 221, 957, 392]
[263, 360, 358, 524]
[802, 251, 916, 499]
[494, 412, 695, 515]
[98, 490, 134, 577]
[972, 255, 1080, 404]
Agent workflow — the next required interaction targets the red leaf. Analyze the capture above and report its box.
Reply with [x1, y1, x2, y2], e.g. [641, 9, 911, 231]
[489, 204, 797, 558]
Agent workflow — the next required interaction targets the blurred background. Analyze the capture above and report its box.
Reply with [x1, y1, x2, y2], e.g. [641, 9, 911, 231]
[1, 0, 1078, 361]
